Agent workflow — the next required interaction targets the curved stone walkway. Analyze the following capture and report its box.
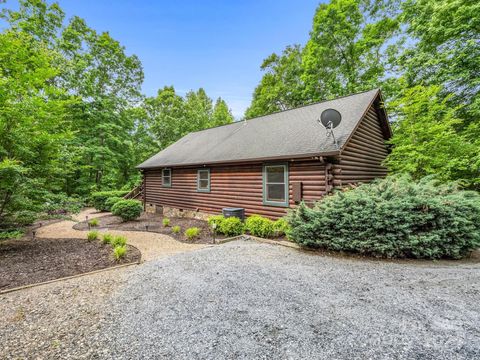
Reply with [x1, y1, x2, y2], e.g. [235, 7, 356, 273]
[37, 208, 206, 261]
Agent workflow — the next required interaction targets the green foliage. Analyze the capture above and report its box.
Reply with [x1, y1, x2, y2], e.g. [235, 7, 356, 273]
[245, 215, 274, 238]
[87, 230, 99, 241]
[246, 0, 399, 118]
[207, 215, 225, 230]
[88, 218, 99, 227]
[184, 227, 200, 240]
[104, 196, 123, 212]
[0, 230, 24, 240]
[172, 225, 181, 234]
[111, 235, 127, 247]
[111, 200, 143, 221]
[163, 218, 170, 227]
[42, 194, 84, 216]
[273, 218, 290, 237]
[113, 245, 127, 260]
[288, 176, 480, 259]
[91, 191, 129, 211]
[385, 85, 477, 186]
[219, 217, 244, 237]
[102, 233, 114, 245]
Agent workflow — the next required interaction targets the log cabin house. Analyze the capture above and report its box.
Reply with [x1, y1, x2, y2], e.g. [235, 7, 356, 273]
[137, 89, 391, 219]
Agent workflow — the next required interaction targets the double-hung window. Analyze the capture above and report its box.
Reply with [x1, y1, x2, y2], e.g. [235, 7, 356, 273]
[197, 169, 210, 192]
[263, 164, 288, 207]
[162, 168, 171, 187]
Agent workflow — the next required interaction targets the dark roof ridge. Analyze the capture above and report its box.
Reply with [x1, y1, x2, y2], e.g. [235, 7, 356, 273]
[187, 88, 380, 135]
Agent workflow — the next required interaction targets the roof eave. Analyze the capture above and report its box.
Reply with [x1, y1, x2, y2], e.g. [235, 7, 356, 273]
[136, 150, 341, 170]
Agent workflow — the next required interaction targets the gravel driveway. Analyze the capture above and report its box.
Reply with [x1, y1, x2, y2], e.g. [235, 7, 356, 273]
[92, 240, 480, 360]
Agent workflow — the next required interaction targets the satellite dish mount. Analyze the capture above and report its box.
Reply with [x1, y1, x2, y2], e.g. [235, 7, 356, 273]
[318, 108, 342, 149]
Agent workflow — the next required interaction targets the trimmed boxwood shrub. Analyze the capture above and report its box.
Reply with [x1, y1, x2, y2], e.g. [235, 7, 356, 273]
[288, 176, 480, 259]
[219, 217, 244, 237]
[111, 200, 143, 221]
[245, 215, 274, 238]
[91, 191, 129, 211]
[105, 196, 123, 212]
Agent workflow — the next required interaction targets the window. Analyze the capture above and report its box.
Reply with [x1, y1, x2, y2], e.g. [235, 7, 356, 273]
[197, 169, 210, 192]
[263, 164, 288, 206]
[162, 168, 171, 187]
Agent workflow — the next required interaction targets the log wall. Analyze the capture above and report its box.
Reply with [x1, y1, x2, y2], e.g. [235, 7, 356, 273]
[333, 106, 389, 186]
[144, 160, 326, 219]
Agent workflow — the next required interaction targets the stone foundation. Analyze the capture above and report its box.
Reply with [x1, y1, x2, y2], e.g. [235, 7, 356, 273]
[160, 206, 212, 221]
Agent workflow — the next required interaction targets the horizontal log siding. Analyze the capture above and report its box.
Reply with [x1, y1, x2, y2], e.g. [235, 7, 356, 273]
[144, 160, 325, 219]
[333, 106, 388, 186]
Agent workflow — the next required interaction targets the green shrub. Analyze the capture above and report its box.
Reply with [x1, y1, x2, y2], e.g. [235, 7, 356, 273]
[163, 218, 170, 227]
[172, 225, 181, 234]
[0, 230, 24, 240]
[111, 235, 127, 247]
[185, 227, 200, 240]
[113, 245, 127, 260]
[245, 215, 274, 238]
[288, 176, 480, 259]
[105, 196, 123, 212]
[207, 215, 225, 230]
[111, 200, 143, 221]
[102, 233, 114, 245]
[219, 217, 244, 237]
[91, 191, 129, 211]
[87, 230, 99, 241]
[273, 218, 290, 237]
[43, 193, 84, 215]
[88, 218, 99, 227]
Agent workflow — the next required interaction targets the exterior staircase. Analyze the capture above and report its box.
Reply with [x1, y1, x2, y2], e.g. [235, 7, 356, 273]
[124, 183, 144, 201]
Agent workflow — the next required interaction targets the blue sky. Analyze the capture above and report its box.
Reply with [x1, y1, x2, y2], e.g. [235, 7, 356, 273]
[5, 0, 323, 118]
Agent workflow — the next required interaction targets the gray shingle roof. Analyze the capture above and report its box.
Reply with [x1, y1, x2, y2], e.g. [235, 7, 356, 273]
[137, 89, 382, 169]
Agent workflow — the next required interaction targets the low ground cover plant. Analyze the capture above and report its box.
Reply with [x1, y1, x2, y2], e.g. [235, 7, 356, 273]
[185, 227, 200, 240]
[102, 233, 114, 245]
[0, 230, 24, 241]
[288, 176, 480, 259]
[219, 217, 244, 237]
[163, 218, 170, 227]
[113, 245, 127, 260]
[172, 225, 181, 234]
[87, 230, 99, 241]
[111, 200, 143, 221]
[245, 215, 274, 238]
[91, 191, 129, 211]
[88, 218, 99, 227]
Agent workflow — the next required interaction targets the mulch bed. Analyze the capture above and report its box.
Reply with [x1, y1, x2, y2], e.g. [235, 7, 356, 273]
[0, 238, 141, 291]
[73, 212, 226, 244]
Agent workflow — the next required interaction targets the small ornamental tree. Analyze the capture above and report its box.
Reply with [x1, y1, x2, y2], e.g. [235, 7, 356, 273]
[288, 176, 480, 259]
[111, 200, 143, 221]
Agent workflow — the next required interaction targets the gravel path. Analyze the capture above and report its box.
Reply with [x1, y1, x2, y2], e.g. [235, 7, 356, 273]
[0, 208, 206, 359]
[37, 208, 206, 261]
[92, 240, 480, 360]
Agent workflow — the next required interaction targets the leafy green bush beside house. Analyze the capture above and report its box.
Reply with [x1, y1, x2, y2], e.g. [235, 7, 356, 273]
[91, 191, 129, 211]
[111, 200, 143, 221]
[104, 196, 123, 212]
[245, 215, 274, 238]
[288, 176, 480, 259]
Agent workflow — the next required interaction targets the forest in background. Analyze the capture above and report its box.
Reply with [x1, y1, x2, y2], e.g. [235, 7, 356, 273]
[0, 0, 478, 230]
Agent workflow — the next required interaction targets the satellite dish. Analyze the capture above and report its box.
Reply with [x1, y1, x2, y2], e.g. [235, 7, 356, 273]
[317, 108, 342, 149]
[320, 108, 342, 129]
